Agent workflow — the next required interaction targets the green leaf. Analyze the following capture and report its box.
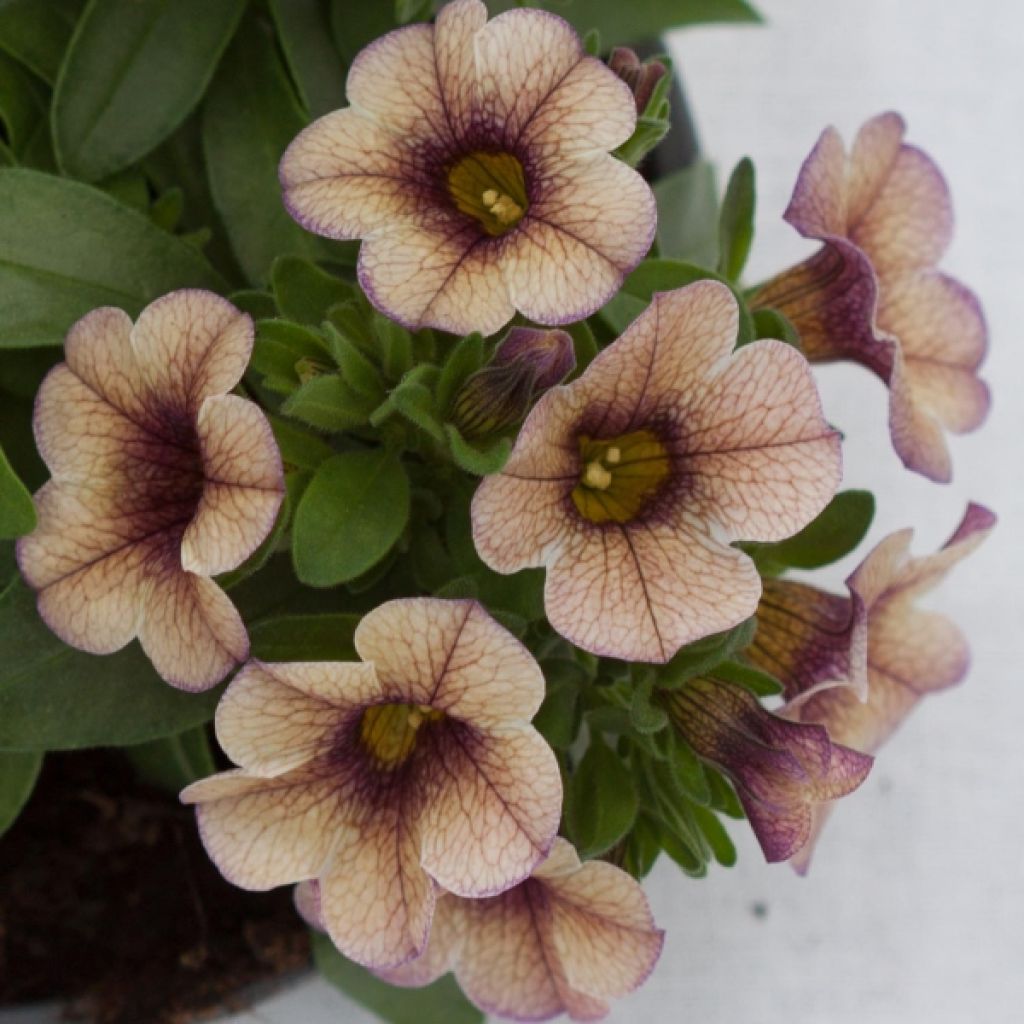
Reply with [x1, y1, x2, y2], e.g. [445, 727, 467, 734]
[566, 736, 638, 859]
[293, 449, 410, 587]
[202, 14, 345, 286]
[0, 168, 225, 348]
[436, 332, 485, 415]
[630, 674, 668, 735]
[693, 804, 737, 866]
[251, 318, 331, 389]
[281, 373, 376, 432]
[329, 0, 397, 66]
[511, 0, 761, 43]
[658, 616, 757, 689]
[445, 424, 511, 476]
[0, 49, 53, 169]
[0, 577, 222, 750]
[313, 931, 483, 1024]
[748, 490, 875, 574]
[52, 0, 247, 181]
[390, 380, 446, 443]
[712, 660, 783, 697]
[0, 442, 35, 538]
[653, 161, 719, 267]
[0, 0, 82, 84]
[249, 612, 360, 661]
[324, 323, 385, 401]
[751, 307, 800, 347]
[270, 0, 347, 119]
[271, 255, 354, 324]
[533, 671, 583, 750]
[0, 748, 41, 836]
[125, 724, 216, 793]
[717, 157, 755, 281]
[269, 414, 335, 471]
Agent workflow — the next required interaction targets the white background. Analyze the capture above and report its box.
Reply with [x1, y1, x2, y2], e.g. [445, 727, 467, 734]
[7, 2, 1023, 1022]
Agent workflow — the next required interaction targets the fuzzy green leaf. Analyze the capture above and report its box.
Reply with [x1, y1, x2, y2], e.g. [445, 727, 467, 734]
[293, 449, 410, 586]
[445, 425, 510, 476]
[717, 157, 755, 281]
[567, 736, 638, 859]
[0, 168, 224, 347]
[281, 374, 376, 432]
[52, 0, 247, 181]
[271, 255, 354, 325]
[0, 748, 42, 837]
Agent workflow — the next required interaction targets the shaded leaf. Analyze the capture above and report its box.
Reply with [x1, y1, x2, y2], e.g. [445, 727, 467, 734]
[566, 736, 638, 859]
[0, 748, 41, 836]
[0, 0, 82, 84]
[653, 161, 719, 267]
[270, 0, 347, 119]
[0, 442, 35, 538]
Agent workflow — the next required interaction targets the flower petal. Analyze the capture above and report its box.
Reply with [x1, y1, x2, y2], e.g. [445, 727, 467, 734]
[844, 111, 906, 227]
[432, 0, 486, 139]
[183, 766, 343, 890]
[280, 108, 431, 240]
[681, 339, 842, 542]
[544, 519, 761, 663]
[476, 7, 634, 156]
[782, 125, 849, 239]
[505, 154, 655, 324]
[215, 660, 381, 776]
[181, 395, 285, 576]
[319, 799, 436, 969]
[375, 893, 463, 989]
[419, 725, 561, 897]
[346, 22, 451, 141]
[357, 220, 513, 334]
[137, 570, 247, 691]
[129, 289, 253, 415]
[353, 598, 545, 723]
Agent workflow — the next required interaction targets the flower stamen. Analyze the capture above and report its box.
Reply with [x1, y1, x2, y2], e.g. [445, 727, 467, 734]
[448, 151, 528, 236]
[572, 430, 671, 524]
[360, 702, 444, 768]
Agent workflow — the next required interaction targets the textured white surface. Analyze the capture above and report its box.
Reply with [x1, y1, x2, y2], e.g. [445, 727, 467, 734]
[6, 2, 1022, 1023]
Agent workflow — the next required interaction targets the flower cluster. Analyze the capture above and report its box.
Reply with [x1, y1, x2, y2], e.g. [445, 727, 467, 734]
[6, 0, 994, 1021]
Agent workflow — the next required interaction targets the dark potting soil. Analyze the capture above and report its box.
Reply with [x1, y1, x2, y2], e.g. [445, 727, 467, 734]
[0, 750, 310, 1023]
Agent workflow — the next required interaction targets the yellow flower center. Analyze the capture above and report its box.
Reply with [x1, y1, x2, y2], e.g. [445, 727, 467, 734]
[447, 152, 528, 236]
[359, 702, 444, 769]
[571, 430, 672, 524]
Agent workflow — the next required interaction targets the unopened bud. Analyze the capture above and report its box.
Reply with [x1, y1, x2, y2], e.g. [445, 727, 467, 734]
[608, 47, 668, 114]
[451, 327, 575, 440]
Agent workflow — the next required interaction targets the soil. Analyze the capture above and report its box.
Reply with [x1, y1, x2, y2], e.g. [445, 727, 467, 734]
[0, 750, 310, 1024]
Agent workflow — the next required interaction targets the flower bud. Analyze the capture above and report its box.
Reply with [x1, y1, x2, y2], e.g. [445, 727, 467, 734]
[451, 327, 575, 440]
[607, 47, 669, 114]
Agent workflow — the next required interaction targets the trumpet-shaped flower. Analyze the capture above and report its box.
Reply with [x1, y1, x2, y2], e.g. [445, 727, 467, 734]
[749, 504, 994, 871]
[181, 599, 562, 970]
[16, 290, 284, 690]
[663, 677, 873, 862]
[279, 0, 656, 336]
[471, 280, 842, 663]
[299, 838, 664, 1022]
[752, 113, 989, 482]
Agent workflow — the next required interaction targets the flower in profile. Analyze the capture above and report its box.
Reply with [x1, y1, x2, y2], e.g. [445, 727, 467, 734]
[16, 291, 284, 691]
[750, 504, 994, 871]
[279, 0, 655, 336]
[452, 326, 575, 440]
[471, 280, 842, 663]
[299, 837, 664, 1022]
[181, 598, 562, 970]
[662, 677, 873, 862]
[751, 112, 989, 482]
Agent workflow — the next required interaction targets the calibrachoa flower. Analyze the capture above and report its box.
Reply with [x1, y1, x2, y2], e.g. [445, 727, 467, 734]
[747, 503, 994, 870]
[181, 598, 562, 970]
[471, 280, 842, 663]
[16, 290, 284, 691]
[452, 326, 575, 439]
[751, 112, 989, 482]
[298, 838, 664, 1022]
[662, 677, 873, 862]
[279, 0, 655, 336]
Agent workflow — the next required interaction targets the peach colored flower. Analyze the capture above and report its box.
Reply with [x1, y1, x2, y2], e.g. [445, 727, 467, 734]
[471, 280, 842, 663]
[752, 112, 989, 482]
[662, 677, 872, 862]
[16, 290, 284, 691]
[279, 0, 655, 336]
[748, 503, 994, 872]
[181, 599, 562, 970]
[299, 837, 664, 1022]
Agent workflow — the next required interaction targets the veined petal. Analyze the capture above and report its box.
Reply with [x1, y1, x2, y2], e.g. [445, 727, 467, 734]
[353, 598, 545, 723]
[215, 660, 381, 776]
[357, 219, 513, 334]
[129, 290, 253, 416]
[181, 395, 285, 577]
[506, 154, 655, 324]
[137, 570, 247, 691]
[280, 108, 433, 240]
[319, 798, 436, 969]
[544, 518, 761, 663]
[680, 339, 842, 543]
[844, 111, 905, 227]
[419, 724, 561, 897]
[782, 125, 849, 240]
[183, 766, 344, 890]
[375, 893, 463, 989]
[476, 6, 634, 156]
[432, 0, 485, 139]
